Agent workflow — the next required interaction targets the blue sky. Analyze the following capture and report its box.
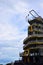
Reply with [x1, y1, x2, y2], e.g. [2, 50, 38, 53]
[0, 0, 43, 64]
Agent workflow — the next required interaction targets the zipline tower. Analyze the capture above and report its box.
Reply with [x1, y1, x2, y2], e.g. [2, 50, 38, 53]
[20, 10, 43, 63]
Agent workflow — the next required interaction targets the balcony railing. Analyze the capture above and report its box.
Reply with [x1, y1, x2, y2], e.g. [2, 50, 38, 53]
[32, 23, 43, 27]
[20, 52, 28, 57]
[29, 34, 43, 37]
[23, 41, 43, 49]
[23, 34, 43, 44]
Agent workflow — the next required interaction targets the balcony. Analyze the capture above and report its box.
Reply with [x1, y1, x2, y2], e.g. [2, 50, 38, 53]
[23, 41, 43, 49]
[23, 35, 43, 44]
[28, 28, 43, 33]
[32, 23, 43, 27]
[29, 34, 43, 37]
[33, 28, 43, 32]
[20, 52, 28, 57]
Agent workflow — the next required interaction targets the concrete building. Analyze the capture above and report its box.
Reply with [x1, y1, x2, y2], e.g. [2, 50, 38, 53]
[20, 10, 43, 63]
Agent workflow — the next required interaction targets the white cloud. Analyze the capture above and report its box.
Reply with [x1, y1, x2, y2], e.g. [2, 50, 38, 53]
[39, 2, 43, 8]
[0, 0, 28, 41]
[0, 23, 19, 40]
[14, 1, 29, 14]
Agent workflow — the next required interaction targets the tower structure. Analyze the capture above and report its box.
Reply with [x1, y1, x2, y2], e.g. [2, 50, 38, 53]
[20, 10, 43, 63]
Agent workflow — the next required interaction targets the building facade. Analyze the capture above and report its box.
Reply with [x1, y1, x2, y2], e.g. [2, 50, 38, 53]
[20, 10, 43, 63]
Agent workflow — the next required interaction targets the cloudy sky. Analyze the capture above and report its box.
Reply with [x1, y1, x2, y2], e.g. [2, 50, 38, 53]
[0, 0, 43, 64]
